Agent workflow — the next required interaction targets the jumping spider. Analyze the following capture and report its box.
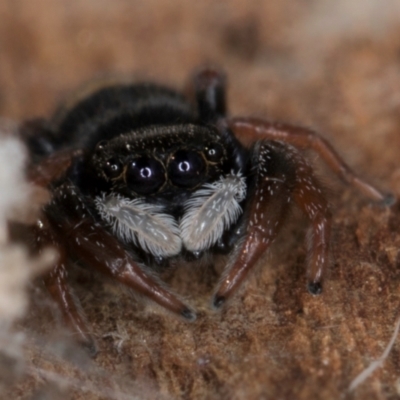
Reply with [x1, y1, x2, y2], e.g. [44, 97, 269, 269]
[22, 67, 392, 354]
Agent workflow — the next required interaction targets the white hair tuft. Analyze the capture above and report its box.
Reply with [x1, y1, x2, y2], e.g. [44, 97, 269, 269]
[180, 172, 246, 252]
[95, 195, 182, 257]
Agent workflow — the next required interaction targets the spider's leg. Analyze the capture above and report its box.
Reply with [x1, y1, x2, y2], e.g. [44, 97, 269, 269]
[289, 146, 332, 294]
[28, 148, 83, 187]
[19, 118, 62, 160]
[35, 214, 98, 355]
[213, 141, 294, 308]
[26, 148, 98, 352]
[224, 117, 394, 204]
[213, 141, 332, 308]
[46, 183, 196, 321]
[192, 67, 227, 123]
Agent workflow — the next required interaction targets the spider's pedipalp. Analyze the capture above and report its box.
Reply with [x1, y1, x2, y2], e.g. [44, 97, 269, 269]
[180, 172, 246, 252]
[95, 194, 182, 258]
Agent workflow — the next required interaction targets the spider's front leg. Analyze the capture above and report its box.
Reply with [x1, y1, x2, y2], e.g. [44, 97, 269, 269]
[213, 141, 331, 308]
[224, 117, 394, 205]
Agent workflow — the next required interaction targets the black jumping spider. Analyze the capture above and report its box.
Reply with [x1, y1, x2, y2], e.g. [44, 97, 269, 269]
[22, 67, 392, 354]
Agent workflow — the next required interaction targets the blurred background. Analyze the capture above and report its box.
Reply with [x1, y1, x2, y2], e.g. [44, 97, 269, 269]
[1, 1, 400, 399]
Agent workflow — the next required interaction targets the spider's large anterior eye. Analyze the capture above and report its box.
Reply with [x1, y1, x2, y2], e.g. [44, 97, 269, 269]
[126, 156, 166, 195]
[205, 143, 224, 163]
[168, 150, 206, 188]
[104, 157, 122, 179]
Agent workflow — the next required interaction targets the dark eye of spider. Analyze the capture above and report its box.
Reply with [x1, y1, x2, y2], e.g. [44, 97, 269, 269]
[104, 157, 122, 179]
[126, 156, 166, 195]
[205, 143, 224, 162]
[168, 150, 206, 188]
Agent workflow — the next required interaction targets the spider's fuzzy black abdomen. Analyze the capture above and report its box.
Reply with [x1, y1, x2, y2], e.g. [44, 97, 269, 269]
[51, 83, 196, 151]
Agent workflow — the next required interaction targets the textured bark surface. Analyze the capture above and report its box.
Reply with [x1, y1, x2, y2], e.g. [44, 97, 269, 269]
[1, 1, 400, 399]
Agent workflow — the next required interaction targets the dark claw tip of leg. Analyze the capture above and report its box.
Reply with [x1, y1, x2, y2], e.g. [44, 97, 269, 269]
[212, 295, 226, 309]
[181, 307, 197, 322]
[307, 281, 322, 295]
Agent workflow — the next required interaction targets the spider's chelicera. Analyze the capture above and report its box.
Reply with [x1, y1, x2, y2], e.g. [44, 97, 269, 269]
[22, 68, 393, 354]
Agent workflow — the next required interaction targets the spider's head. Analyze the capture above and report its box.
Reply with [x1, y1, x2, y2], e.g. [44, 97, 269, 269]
[91, 123, 247, 258]
[89, 124, 234, 202]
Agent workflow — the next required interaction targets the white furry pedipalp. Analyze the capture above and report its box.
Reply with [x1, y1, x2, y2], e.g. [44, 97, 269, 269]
[180, 172, 247, 252]
[95, 195, 182, 257]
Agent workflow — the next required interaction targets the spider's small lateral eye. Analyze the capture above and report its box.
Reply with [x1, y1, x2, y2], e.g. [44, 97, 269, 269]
[205, 143, 224, 163]
[126, 156, 166, 195]
[104, 158, 122, 179]
[168, 150, 206, 188]
[95, 140, 108, 153]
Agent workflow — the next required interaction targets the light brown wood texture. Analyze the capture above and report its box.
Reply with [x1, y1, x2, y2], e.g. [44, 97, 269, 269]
[1, 1, 400, 399]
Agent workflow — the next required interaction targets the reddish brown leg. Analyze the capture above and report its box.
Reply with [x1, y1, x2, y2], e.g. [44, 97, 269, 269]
[28, 148, 82, 187]
[34, 215, 97, 355]
[46, 183, 196, 321]
[27, 149, 99, 353]
[213, 141, 332, 307]
[290, 148, 331, 294]
[224, 117, 394, 204]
